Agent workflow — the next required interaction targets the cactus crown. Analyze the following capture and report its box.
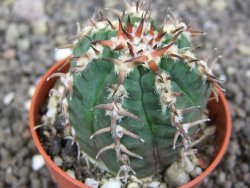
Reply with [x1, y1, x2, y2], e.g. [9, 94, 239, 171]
[47, 0, 222, 182]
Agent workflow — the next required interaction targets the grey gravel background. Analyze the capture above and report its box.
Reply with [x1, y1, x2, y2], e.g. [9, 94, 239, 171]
[0, 0, 249, 187]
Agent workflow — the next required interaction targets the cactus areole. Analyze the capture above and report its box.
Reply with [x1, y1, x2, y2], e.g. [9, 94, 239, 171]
[47, 2, 222, 179]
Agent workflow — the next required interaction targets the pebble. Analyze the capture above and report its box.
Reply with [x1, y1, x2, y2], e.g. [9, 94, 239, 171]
[240, 163, 249, 173]
[226, 66, 236, 75]
[24, 100, 31, 111]
[234, 181, 246, 188]
[17, 38, 31, 51]
[3, 48, 16, 60]
[46, 108, 57, 119]
[66, 170, 76, 179]
[245, 69, 250, 78]
[234, 119, 245, 132]
[54, 48, 72, 61]
[164, 162, 190, 187]
[0, 19, 7, 32]
[13, 0, 45, 22]
[32, 20, 48, 35]
[28, 86, 36, 97]
[101, 179, 122, 188]
[18, 23, 30, 36]
[3, 92, 15, 105]
[55, 34, 67, 45]
[53, 156, 63, 167]
[224, 154, 236, 171]
[224, 181, 232, 188]
[235, 106, 246, 118]
[31, 179, 41, 188]
[49, 137, 61, 156]
[237, 45, 250, 56]
[159, 183, 167, 188]
[5, 24, 19, 45]
[127, 182, 140, 188]
[31, 155, 45, 171]
[17, 166, 30, 178]
[229, 140, 240, 155]
[85, 178, 100, 188]
[147, 181, 161, 188]
[212, 0, 227, 12]
[216, 171, 226, 185]
[54, 115, 66, 132]
[196, 0, 208, 7]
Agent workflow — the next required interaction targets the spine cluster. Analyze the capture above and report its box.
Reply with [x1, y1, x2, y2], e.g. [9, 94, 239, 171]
[91, 84, 144, 182]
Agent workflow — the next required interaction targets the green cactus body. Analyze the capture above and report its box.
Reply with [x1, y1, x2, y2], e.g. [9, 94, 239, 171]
[48, 3, 220, 179]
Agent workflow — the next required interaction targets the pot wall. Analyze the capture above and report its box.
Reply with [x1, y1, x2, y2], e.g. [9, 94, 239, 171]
[30, 58, 231, 188]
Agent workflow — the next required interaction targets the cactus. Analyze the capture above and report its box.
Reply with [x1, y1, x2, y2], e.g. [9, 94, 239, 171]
[47, 0, 222, 181]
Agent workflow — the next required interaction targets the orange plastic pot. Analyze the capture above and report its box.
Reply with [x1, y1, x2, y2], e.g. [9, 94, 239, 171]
[30, 58, 231, 188]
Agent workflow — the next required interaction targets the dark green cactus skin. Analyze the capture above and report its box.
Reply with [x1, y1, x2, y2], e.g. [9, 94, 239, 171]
[67, 14, 211, 177]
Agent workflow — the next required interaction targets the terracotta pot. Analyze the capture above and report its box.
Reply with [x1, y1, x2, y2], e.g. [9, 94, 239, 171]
[30, 58, 231, 188]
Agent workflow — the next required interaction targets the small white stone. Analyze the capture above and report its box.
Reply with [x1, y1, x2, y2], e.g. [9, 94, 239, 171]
[32, 154, 45, 171]
[245, 70, 250, 78]
[24, 100, 31, 111]
[32, 20, 48, 35]
[54, 48, 72, 61]
[85, 178, 100, 188]
[3, 92, 15, 105]
[159, 183, 168, 188]
[216, 171, 226, 184]
[196, 0, 208, 7]
[127, 182, 140, 188]
[66, 170, 76, 179]
[226, 66, 236, 75]
[28, 86, 36, 97]
[53, 156, 63, 167]
[219, 74, 227, 82]
[46, 108, 57, 119]
[237, 45, 250, 56]
[147, 181, 161, 188]
[194, 167, 203, 176]
[6, 167, 12, 175]
[212, 0, 227, 12]
[47, 96, 59, 109]
[101, 179, 122, 188]
[206, 145, 215, 156]
[164, 161, 190, 187]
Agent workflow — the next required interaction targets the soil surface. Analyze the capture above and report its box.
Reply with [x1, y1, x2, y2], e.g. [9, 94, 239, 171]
[0, 0, 250, 187]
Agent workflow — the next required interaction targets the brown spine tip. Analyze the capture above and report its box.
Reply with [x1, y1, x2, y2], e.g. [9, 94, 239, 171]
[187, 27, 206, 37]
[135, 17, 144, 38]
[105, 18, 115, 29]
[91, 45, 100, 55]
[155, 27, 166, 42]
[95, 40, 114, 48]
[114, 44, 125, 51]
[148, 38, 154, 46]
[171, 26, 184, 35]
[148, 60, 160, 75]
[152, 30, 183, 57]
[151, 42, 173, 57]
[125, 55, 148, 63]
[127, 16, 132, 33]
[122, 28, 134, 41]
[150, 22, 155, 36]
[118, 18, 125, 39]
[127, 42, 135, 57]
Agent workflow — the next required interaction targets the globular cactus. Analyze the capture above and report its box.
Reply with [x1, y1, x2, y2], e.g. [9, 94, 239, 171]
[47, 0, 222, 181]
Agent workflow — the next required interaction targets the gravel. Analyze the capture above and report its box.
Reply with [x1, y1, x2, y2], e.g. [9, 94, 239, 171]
[0, 0, 249, 187]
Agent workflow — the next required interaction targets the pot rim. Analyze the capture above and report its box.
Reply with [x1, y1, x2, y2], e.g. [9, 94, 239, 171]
[29, 58, 231, 188]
